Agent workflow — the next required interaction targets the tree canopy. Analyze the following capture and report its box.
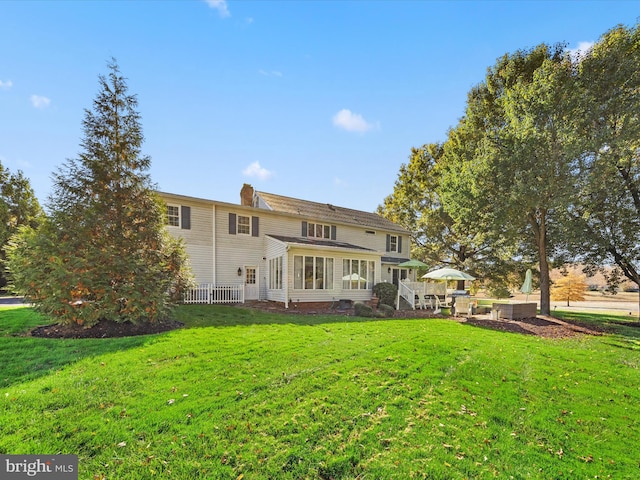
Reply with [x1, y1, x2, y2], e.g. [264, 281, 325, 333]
[0, 165, 43, 289]
[567, 24, 640, 296]
[380, 21, 640, 315]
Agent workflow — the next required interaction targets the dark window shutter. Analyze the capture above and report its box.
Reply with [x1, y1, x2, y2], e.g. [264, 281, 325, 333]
[301, 221, 307, 237]
[229, 213, 236, 235]
[398, 236, 402, 253]
[181, 206, 191, 230]
[252, 216, 259, 237]
[331, 225, 337, 240]
[386, 234, 391, 252]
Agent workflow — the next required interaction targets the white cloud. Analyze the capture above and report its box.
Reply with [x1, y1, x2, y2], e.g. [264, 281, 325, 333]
[204, 0, 230, 17]
[332, 109, 374, 133]
[0, 80, 13, 89]
[30, 94, 51, 109]
[334, 177, 348, 187]
[568, 41, 594, 60]
[242, 161, 273, 180]
[258, 69, 283, 77]
[0, 154, 31, 170]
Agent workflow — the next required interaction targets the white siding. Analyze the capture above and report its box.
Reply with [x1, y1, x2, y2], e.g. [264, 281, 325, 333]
[160, 191, 410, 304]
[161, 195, 214, 284]
[214, 206, 265, 295]
[285, 245, 379, 304]
[265, 236, 287, 304]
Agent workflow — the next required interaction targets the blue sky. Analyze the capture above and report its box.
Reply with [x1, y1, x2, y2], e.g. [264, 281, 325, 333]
[1, 1, 638, 212]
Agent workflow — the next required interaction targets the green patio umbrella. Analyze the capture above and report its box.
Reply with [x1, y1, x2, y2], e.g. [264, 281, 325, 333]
[397, 259, 428, 268]
[520, 269, 533, 301]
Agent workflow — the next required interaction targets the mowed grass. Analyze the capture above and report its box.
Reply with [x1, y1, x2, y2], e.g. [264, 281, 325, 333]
[1, 305, 639, 479]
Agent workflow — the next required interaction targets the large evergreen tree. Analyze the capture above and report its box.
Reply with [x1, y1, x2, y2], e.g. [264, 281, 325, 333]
[6, 60, 192, 326]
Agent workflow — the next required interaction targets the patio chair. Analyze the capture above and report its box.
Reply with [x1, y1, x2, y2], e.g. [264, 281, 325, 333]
[432, 295, 450, 314]
[416, 294, 428, 310]
[454, 297, 471, 318]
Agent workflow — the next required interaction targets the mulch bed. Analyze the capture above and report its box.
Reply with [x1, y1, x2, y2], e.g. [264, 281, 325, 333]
[462, 315, 604, 339]
[28, 301, 606, 340]
[242, 301, 605, 339]
[31, 318, 184, 339]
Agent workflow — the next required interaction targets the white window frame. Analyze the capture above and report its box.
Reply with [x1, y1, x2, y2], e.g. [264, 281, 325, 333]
[389, 235, 398, 253]
[269, 257, 283, 290]
[342, 259, 376, 290]
[307, 222, 331, 239]
[166, 205, 180, 227]
[293, 255, 334, 290]
[237, 215, 251, 235]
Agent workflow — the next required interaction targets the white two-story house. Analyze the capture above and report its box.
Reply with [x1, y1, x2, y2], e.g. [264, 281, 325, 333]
[159, 184, 412, 308]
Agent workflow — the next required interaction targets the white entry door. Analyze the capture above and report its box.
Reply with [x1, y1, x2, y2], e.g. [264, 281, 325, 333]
[245, 266, 259, 300]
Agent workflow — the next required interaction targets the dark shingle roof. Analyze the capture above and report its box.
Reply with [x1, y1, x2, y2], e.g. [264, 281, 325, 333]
[256, 191, 408, 234]
[267, 235, 375, 252]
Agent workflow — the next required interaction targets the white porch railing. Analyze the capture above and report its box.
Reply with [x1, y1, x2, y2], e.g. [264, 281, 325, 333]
[183, 283, 245, 305]
[396, 280, 447, 310]
[397, 281, 416, 309]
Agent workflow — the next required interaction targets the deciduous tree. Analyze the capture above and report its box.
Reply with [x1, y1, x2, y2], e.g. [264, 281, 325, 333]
[567, 23, 640, 314]
[551, 272, 588, 306]
[0, 166, 43, 289]
[440, 44, 580, 315]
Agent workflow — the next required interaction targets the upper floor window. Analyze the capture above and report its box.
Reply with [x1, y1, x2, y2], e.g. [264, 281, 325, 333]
[166, 205, 190, 230]
[302, 221, 336, 240]
[237, 215, 251, 235]
[308, 222, 330, 239]
[386, 234, 402, 253]
[389, 235, 398, 252]
[166, 205, 180, 227]
[228, 213, 259, 237]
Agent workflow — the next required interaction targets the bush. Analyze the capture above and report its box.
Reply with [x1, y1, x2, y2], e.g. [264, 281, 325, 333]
[373, 283, 397, 308]
[354, 302, 374, 317]
[377, 303, 395, 318]
[487, 283, 511, 299]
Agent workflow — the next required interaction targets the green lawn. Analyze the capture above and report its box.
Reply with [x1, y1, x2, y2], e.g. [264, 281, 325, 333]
[1, 305, 639, 479]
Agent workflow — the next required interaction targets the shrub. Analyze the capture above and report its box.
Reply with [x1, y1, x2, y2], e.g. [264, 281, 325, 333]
[354, 302, 374, 317]
[377, 303, 395, 318]
[373, 283, 397, 308]
[487, 283, 511, 299]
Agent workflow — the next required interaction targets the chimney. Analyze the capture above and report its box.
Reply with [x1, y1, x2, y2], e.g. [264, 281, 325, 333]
[240, 183, 254, 206]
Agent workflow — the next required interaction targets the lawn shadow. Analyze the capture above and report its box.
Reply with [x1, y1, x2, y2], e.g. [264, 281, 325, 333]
[0, 308, 161, 389]
[553, 310, 640, 345]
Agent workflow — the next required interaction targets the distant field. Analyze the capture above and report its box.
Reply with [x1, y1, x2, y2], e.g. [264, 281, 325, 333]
[478, 290, 640, 318]
[1, 305, 639, 479]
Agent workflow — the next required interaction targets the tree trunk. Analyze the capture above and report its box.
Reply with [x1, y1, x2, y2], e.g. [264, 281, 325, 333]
[530, 209, 551, 316]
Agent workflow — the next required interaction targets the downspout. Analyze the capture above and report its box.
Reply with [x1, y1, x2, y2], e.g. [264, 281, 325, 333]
[284, 245, 290, 309]
[212, 203, 216, 284]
